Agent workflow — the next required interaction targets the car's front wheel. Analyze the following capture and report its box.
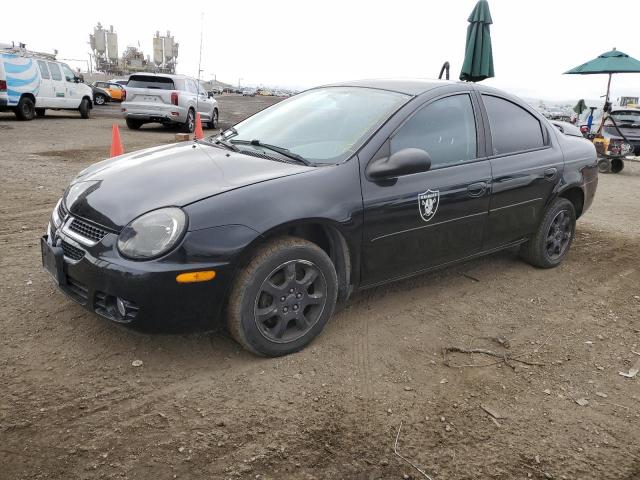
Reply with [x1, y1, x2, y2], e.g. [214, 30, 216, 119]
[79, 98, 91, 119]
[227, 237, 338, 356]
[520, 198, 576, 268]
[207, 108, 218, 129]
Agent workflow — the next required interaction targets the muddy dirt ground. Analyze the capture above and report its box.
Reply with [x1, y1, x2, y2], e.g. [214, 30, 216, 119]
[1, 96, 639, 480]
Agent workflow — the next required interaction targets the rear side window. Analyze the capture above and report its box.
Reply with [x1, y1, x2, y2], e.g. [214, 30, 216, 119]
[127, 75, 175, 90]
[48, 62, 62, 81]
[37, 60, 50, 79]
[483, 95, 545, 155]
[391, 94, 477, 169]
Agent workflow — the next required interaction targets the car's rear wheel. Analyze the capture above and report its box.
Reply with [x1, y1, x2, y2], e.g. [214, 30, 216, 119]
[183, 109, 195, 133]
[94, 94, 106, 105]
[520, 198, 576, 268]
[227, 237, 338, 357]
[79, 98, 91, 119]
[15, 96, 36, 120]
[126, 118, 143, 130]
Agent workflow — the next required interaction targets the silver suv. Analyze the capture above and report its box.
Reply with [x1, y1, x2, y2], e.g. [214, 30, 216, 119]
[122, 73, 218, 132]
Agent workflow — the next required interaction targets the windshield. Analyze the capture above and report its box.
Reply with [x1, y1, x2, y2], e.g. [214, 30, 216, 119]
[608, 110, 640, 125]
[222, 87, 410, 164]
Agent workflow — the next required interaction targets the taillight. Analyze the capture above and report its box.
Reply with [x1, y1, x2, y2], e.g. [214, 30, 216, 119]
[171, 91, 178, 106]
[580, 126, 589, 134]
[121, 89, 126, 101]
[0, 80, 6, 92]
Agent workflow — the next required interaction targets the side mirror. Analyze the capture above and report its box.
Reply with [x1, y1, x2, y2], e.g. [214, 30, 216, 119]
[366, 148, 432, 180]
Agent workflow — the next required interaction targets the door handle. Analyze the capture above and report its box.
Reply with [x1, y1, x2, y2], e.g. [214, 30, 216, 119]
[467, 182, 487, 197]
[544, 167, 558, 180]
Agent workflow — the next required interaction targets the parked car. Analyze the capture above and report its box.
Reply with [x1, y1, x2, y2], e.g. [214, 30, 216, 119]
[120, 73, 218, 132]
[600, 107, 640, 155]
[42, 79, 597, 356]
[242, 89, 255, 96]
[88, 83, 112, 105]
[93, 81, 126, 102]
[0, 47, 93, 120]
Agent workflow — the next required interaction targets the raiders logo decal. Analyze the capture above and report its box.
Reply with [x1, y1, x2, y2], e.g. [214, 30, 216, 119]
[418, 189, 439, 222]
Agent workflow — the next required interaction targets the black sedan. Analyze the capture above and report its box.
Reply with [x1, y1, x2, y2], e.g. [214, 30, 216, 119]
[42, 79, 598, 356]
[88, 84, 112, 105]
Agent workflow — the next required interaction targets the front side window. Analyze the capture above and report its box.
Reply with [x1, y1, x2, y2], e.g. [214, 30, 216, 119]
[483, 95, 545, 155]
[48, 62, 62, 81]
[391, 94, 477, 169]
[37, 60, 50, 79]
[223, 87, 410, 164]
[60, 64, 75, 82]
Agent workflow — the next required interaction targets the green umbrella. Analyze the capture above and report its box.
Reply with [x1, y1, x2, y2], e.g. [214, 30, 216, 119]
[573, 99, 587, 115]
[565, 48, 640, 107]
[460, 0, 495, 82]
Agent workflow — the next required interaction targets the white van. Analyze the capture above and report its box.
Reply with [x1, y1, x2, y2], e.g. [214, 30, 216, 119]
[0, 47, 94, 120]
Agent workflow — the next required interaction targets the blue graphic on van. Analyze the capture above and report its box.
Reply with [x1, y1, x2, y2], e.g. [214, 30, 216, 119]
[0, 54, 41, 105]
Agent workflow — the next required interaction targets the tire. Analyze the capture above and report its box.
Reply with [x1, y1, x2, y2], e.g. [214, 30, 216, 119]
[207, 108, 218, 129]
[94, 94, 106, 106]
[182, 109, 195, 133]
[35, 108, 46, 117]
[227, 237, 338, 357]
[520, 198, 576, 269]
[79, 98, 91, 119]
[15, 96, 36, 120]
[598, 158, 611, 173]
[126, 118, 143, 130]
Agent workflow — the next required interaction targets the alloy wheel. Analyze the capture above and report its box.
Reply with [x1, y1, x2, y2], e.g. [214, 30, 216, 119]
[254, 260, 327, 343]
[545, 210, 572, 260]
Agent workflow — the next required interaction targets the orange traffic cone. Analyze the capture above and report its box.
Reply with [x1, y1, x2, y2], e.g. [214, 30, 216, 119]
[194, 112, 204, 140]
[110, 124, 124, 157]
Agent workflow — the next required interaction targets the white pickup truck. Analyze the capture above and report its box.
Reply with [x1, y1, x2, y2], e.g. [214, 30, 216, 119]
[121, 73, 218, 132]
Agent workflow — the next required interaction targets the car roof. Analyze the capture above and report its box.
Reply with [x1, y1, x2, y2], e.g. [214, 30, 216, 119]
[321, 78, 461, 95]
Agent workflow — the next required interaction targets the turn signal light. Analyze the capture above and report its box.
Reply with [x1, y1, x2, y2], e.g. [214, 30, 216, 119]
[176, 270, 216, 283]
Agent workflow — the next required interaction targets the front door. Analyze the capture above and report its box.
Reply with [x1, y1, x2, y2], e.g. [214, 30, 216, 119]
[361, 93, 492, 286]
[60, 63, 82, 108]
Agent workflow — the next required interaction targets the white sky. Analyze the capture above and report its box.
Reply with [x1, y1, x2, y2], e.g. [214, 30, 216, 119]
[4, 0, 640, 102]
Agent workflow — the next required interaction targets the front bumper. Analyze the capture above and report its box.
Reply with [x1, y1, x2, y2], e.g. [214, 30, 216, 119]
[42, 218, 257, 326]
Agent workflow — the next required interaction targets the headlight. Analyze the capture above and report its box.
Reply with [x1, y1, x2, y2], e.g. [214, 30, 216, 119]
[117, 207, 187, 260]
[51, 198, 63, 228]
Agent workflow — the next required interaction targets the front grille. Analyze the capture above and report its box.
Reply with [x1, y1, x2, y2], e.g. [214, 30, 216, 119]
[61, 240, 85, 261]
[69, 218, 109, 243]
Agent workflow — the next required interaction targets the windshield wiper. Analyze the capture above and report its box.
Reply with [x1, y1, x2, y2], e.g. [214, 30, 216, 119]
[230, 139, 311, 166]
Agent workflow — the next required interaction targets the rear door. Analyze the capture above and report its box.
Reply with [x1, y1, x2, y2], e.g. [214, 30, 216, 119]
[126, 75, 176, 105]
[479, 93, 564, 249]
[361, 92, 492, 286]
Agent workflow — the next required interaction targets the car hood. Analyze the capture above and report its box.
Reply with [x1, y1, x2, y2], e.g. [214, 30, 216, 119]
[65, 141, 313, 231]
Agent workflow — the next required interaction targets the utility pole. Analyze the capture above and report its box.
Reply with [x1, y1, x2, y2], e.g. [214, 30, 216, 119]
[197, 12, 204, 83]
